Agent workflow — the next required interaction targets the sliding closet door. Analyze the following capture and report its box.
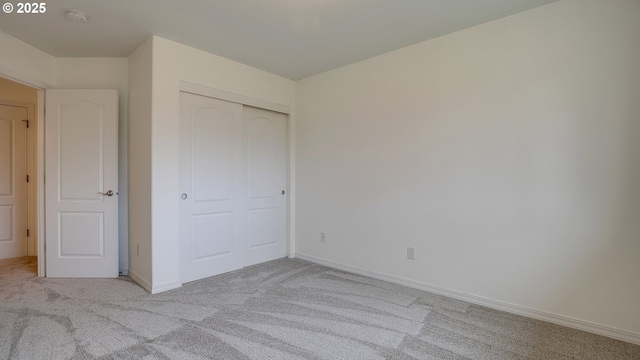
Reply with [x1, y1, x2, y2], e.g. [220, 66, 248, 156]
[179, 93, 288, 284]
[244, 106, 287, 266]
[179, 92, 245, 283]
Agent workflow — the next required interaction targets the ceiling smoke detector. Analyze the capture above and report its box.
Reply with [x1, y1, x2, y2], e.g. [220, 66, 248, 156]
[66, 9, 88, 22]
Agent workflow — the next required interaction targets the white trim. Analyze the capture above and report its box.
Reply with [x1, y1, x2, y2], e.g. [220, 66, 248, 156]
[130, 272, 187, 296]
[36, 90, 45, 277]
[295, 252, 640, 346]
[287, 110, 296, 258]
[25, 101, 37, 258]
[151, 280, 182, 294]
[0, 66, 52, 89]
[179, 81, 291, 115]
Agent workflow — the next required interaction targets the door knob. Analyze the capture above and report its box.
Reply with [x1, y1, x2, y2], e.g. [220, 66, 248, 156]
[99, 190, 115, 197]
[181, 193, 188, 200]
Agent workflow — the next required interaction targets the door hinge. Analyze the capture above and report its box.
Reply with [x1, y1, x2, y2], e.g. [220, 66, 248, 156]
[22, 119, 29, 128]
[27, 229, 30, 237]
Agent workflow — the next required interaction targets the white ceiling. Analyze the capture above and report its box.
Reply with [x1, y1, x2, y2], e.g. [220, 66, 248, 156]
[0, 0, 558, 80]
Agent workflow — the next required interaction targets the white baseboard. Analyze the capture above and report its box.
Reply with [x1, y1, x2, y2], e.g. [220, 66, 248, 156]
[295, 252, 640, 346]
[128, 269, 182, 294]
[151, 280, 182, 294]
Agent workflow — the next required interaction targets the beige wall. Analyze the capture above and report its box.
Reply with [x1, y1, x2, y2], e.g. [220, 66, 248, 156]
[295, 0, 640, 341]
[0, 76, 37, 103]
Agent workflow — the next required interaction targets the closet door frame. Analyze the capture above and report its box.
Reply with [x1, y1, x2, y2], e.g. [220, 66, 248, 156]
[178, 81, 294, 267]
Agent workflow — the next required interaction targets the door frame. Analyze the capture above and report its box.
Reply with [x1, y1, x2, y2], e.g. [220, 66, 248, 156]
[36, 89, 45, 276]
[0, 99, 37, 259]
[0, 73, 47, 277]
[178, 81, 296, 260]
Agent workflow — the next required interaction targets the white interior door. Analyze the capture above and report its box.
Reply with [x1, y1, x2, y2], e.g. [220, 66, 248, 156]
[244, 106, 287, 266]
[179, 92, 245, 283]
[0, 104, 28, 259]
[45, 89, 118, 277]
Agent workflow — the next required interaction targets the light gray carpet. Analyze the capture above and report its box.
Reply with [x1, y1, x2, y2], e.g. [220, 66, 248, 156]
[0, 257, 638, 359]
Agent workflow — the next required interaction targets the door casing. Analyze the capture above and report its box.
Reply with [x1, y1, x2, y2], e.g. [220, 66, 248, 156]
[0, 97, 39, 261]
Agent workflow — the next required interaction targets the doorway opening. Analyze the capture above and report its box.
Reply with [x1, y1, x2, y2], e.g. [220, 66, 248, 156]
[0, 76, 40, 275]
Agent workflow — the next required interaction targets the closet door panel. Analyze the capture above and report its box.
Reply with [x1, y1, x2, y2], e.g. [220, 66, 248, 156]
[244, 106, 287, 266]
[179, 92, 245, 283]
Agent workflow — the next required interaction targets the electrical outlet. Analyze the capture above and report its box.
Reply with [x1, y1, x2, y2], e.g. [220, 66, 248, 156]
[320, 232, 326, 243]
[407, 247, 415, 260]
